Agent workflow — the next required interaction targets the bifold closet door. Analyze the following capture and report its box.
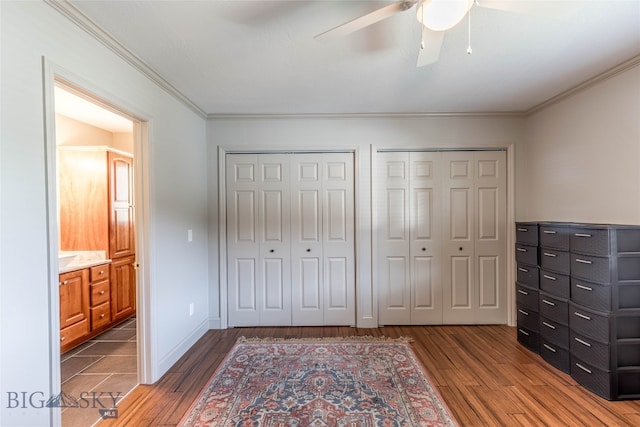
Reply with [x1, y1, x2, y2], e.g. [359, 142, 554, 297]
[378, 152, 443, 325]
[226, 154, 292, 327]
[441, 151, 506, 324]
[291, 153, 355, 326]
[378, 150, 506, 325]
[227, 153, 355, 327]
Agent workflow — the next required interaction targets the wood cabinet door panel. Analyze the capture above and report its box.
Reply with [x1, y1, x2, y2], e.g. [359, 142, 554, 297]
[111, 255, 136, 322]
[59, 269, 89, 329]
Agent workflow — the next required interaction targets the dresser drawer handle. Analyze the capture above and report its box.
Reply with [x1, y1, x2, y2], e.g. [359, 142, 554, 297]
[543, 275, 557, 281]
[518, 309, 529, 316]
[516, 248, 527, 252]
[100, 314, 105, 319]
[575, 233, 592, 238]
[100, 290, 106, 295]
[574, 312, 591, 321]
[575, 363, 592, 374]
[542, 299, 556, 307]
[542, 321, 556, 330]
[576, 284, 593, 292]
[517, 228, 528, 232]
[543, 344, 557, 353]
[517, 289, 528, 295]
[575, 337, 592, 347]
[543, 252, 557, 258]
[99, 270, 104, 275]
[518, 267, 529, 273]
[575, 258, 592, 265]
[543, 230, 557, 234]
[518, 329, 529, 336]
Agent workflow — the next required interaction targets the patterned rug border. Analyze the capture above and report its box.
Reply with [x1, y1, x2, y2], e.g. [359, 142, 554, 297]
[180, 336, 457, 427]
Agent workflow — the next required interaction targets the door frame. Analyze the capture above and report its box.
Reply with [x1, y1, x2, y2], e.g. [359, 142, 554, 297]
[372, 146, 516, 327]
[218, 146, 362, 328]
[42, 59, 152, 425]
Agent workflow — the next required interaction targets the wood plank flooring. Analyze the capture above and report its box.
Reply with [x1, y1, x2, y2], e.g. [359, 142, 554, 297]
[97, 325, 640, 426]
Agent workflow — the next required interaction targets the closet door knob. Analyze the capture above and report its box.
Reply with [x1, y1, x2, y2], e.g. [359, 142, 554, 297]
[269, 249, 274, 253]
[459, 247, 463, 251]
[306, 249, 311, 252]
[422, 248, 426, 251]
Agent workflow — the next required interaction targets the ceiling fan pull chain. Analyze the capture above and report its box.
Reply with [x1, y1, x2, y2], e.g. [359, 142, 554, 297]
[466, 1, 474, 55]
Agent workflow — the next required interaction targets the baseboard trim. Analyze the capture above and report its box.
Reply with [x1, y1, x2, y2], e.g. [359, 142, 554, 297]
[155, 318, 209, 381]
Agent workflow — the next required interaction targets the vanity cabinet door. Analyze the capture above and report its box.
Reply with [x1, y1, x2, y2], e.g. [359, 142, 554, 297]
[59, 269, 90, 351]
[111, 255, 136, 322]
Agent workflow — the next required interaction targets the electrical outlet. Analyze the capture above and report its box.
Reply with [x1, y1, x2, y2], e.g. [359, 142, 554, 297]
[189, 302, 194, 316]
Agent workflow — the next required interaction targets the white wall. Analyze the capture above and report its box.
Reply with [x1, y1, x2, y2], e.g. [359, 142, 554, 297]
[521, 64, 640, 224]
[207, 115, 526, 328]
[0, 2, 209, 426]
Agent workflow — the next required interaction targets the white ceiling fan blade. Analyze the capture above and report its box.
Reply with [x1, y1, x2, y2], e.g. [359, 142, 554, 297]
[476, 0, 574, 18]
[417, 26, 444, 67]
[315, 0, 418, 40]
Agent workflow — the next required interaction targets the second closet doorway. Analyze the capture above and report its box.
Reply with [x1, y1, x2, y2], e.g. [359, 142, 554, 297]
[378, 150, 507, 325]
[226, 152, 355, 327]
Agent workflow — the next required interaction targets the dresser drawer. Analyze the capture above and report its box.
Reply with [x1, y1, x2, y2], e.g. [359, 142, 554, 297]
[60, 318, 88, 346]
[539, 292, 569, 326]
[569, 303, 610, 342]
[516, 283, 539, 311]
[516, 223, 538, 246]
[517, 326, 540, 354]
[540, 248, 570, 275]
[539, 224, 570, 250]
[570, 329, 610, 370]
[515, 244, 538, 267]
[571, 278, 611, 312]
[540, 316, 569, 348]
[571, 228, 611, 256]
[516, 264, 539, 288]
[540, 269, 570, 299]
[571, 254, 612, 284]
[517, 305, 539, 332]
[91, 302, 111, 329]
[571, 356, 613, 400]
[90, 281, 110, 306]
[90, 264, 110, 282]
[541, 339, 570, 374]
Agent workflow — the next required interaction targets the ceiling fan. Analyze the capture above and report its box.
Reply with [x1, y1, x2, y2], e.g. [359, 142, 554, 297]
[314, 0, 528, 67]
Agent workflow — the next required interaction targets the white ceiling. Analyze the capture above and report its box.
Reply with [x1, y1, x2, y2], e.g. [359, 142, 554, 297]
[68, 0, 640, 116]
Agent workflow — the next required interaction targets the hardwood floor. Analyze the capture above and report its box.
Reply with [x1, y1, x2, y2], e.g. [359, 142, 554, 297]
[97, 325, 640, 426]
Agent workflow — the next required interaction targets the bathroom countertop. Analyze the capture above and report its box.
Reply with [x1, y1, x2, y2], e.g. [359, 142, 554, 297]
[59, 251, 111, 274]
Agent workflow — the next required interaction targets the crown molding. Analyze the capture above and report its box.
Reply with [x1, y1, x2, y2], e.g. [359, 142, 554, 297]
[207, 111, 528, 120]
[526, 55, 640, 115]
[45, 0, 207, 119]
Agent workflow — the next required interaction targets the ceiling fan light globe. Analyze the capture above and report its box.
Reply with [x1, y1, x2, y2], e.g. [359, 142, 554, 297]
[417, 0, 474, 31]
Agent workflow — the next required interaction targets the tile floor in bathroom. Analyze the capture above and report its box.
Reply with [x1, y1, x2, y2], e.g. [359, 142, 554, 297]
[60, 317, 137, 427]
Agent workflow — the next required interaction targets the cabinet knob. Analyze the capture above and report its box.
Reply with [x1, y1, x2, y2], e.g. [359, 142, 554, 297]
[61, 280, 68, 285]
[60, 336, 66, 342]
[99, 270, 104, 275]
[100, 314, 105, 319]
[100, 290, 105, 295]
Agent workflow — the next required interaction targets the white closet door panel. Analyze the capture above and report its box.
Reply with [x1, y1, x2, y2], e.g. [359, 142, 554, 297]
[410, 152, 442, 324]
[227, 154, 260, 326]
[378, 152, 411, 325]
[442, 152, 476, 324]
[473, 151, 507, 323]
[321, 153, 355, 325]
[291, 155, 324, 325]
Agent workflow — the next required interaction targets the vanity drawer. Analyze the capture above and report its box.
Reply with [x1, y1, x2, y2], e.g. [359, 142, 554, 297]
[540, 269, 570, 299]
[516, 244, 538, 267]
[60, 319, 88, 346]
[90, 281, 110, 306]
[540, 248, 570, 275]
[517, 305, 539, 332]
[91, 302, 111, 329]
[516, 264, 539, 288]
[516, 223, 538, 246]
[541, 339, 570, 374]
[516, 283, 539, 311]
[90, 264, 110, 282]
[539, 224, 570, 250]
[569, 303, 610, 342]
[571, 278, 611, 312]
[539, 292, 569, 326]
[540, 316, 569, 348]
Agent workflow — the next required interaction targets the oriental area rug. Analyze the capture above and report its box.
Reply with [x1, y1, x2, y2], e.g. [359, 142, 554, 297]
[180, 337, 457, 427]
